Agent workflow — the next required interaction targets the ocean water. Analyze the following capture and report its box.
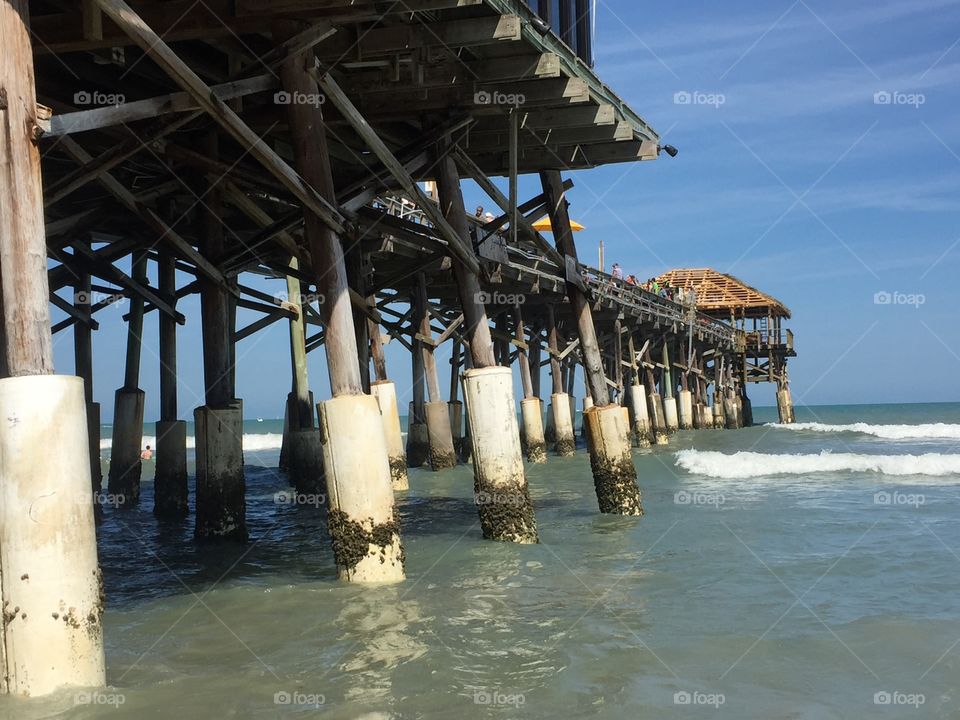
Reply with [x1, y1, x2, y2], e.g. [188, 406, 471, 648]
[4, 403, 960, 719]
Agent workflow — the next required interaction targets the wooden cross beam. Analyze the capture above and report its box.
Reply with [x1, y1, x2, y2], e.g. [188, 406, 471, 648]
[315, 70, 481, 276]
[58, 136, 229, 288]
[93, 0, 345, 235]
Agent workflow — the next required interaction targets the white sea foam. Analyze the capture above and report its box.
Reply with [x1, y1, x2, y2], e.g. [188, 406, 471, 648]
[100, 433, 284, 452]
[674, 449, 960, 479]
[765, 422, 960, 440]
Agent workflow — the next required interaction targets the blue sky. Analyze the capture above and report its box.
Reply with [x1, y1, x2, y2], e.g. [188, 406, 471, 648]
[52, 0, 960, 420]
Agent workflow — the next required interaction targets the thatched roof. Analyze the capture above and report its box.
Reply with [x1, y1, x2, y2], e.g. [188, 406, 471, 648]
[655, 268, 791, 319]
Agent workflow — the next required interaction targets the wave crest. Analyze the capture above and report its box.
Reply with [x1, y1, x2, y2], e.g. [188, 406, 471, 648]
[674, 449, 960, 479]
[765, 422, 960, 440]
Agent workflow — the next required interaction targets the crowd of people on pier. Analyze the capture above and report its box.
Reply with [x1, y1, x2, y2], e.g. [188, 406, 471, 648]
[605, 263, 690, 303]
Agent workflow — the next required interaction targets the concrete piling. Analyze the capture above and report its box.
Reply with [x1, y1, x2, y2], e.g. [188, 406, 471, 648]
[372, 381, 408, 490]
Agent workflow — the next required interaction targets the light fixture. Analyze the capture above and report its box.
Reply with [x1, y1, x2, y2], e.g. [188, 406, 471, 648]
[659, 144, 679, 157]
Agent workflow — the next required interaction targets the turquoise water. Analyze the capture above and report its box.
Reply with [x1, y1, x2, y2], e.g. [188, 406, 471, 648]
[5, 403, 960, 718]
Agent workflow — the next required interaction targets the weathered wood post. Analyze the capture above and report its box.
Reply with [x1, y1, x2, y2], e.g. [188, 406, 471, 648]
[154, 246, 188, 517]
[776, 365, 795, 424]
[0, 0, 105, 693]
[661, 342, 680, 433]
[194, 134, 246, 541]
[627, 333, 652, 447]
[417, 275, 457, 470]
[645, 348, 669, 444]
[283, 257, 323, 493]
[278, 28, 404, 580]
[406, 291, 430, 468]
[107, 251, 147, 504]
[437, 146, 538, 543]
[369, 298, 409, 490]
[546, 306, 575, 455]
[541, 170, 642, 515]
[72, 247, 102, 490]
[447, 339, 465, 460]
[678, 353, 694, 431]
[515, 305, 546, 463]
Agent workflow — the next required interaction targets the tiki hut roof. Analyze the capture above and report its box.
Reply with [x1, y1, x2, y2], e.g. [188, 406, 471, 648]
[655, 268, 791, 319]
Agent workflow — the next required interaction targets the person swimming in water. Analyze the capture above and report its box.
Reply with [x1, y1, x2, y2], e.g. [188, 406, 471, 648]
[140, 445, 153, 460]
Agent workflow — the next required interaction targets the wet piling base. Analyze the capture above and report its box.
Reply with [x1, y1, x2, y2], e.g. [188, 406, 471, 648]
[318, 394, 406, 582]
[107, 387, 145, 504]
[448, 400, 464, 460]
[288, 429, 325, 494]
[520, 397, 547, 464]
[406, 401, 430, 468]
[154, 419, 188, 517]
[741, 394, 754, 427]
[194, 404, 247, 541]
[648, 392, 669, 445]
[628, 384, 652, 448]
[580, 396, 593, 438]
[0, 376, 106, 696]
[724, 394, 741, 429]
[777, 388, 796, 424]
[464, 367, 538, 544]
[371, 381, 408, 490]
[678, 390, 694, 430]
[584, 405, 644, 516]
[551, 392, 576, 456]
[663, 396, 680, 434]
[713, 400, 726, 429]
[425, 400, 458, 470]
[544, 402, 556, 445]
[86, 401, 102, 491]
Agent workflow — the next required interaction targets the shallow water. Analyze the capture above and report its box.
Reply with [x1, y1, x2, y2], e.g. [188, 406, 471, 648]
[4, 403, 960, 719]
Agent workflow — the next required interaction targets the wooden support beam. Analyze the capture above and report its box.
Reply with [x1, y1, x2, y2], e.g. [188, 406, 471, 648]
[0, 0, 54, 375]
[453, 146, 565, 269]
[315, 70, 481, 276]
[47, 73, 280, 136]
[234, 308, 289, 343]
[275, 19, 362, 396]
[70, 242, 185, 323]
[58, 136, 229, 288]
[33, 0, 479, 53]
[541, 168, 608, 405]
[92, 0, 345, 235]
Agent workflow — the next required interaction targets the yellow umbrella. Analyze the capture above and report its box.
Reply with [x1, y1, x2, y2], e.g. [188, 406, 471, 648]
[532, 216, 585, 232]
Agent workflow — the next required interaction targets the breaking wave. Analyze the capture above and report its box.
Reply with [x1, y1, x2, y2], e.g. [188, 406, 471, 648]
[765, 422, 960, 440]
[674, 449, 960, 479]
[100, 433, 284, 452]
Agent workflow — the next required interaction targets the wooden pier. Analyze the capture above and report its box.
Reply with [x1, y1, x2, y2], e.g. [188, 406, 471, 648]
[0, 0, 796, 696]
